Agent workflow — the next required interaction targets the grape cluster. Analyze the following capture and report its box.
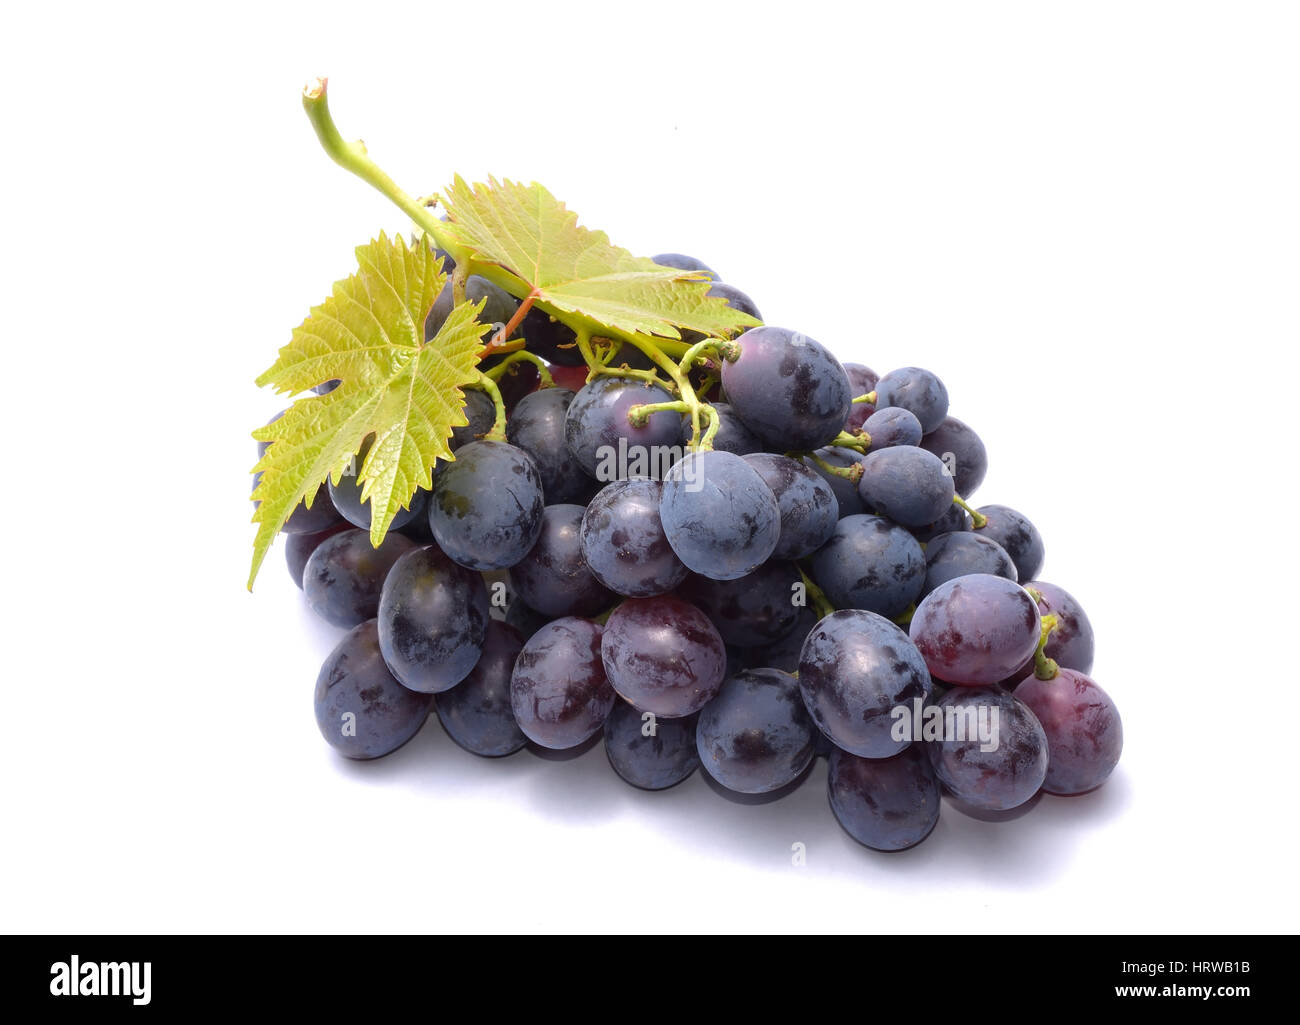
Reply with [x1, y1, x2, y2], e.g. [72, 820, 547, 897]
[265, 255, 1121, 855]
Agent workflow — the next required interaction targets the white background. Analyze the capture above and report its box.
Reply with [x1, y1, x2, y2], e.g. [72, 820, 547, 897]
[2, 0, 1296, 933]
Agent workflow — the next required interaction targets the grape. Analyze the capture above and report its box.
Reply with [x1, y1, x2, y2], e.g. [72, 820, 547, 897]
[303, 528, 419, 629]
[828, 745, 941, 851]
[425, 275, 518, 339]
[434, 621, 529, 757]
[922, 531, 1018, 598]
[510, 617, 615, 749]
[843, 363, 879, 430]
[506, 388, 597, 504]
[720, 326, 853, 450]
[580, 479, 689, 597]
[802, 447, 868, 518]
[600, 596, 727, 717]
[679, 561, 802, 647]
[1014, 668, 1122, 795]
[519, 306, 584, 366]
[1014, 581, 1095, 675]
[604, 700, 701, 790]
[285, 522, 350, 589]
[313, 379, 340, 396]
[564, 377, 682, 480]
[862, 406, 923, 450]
[377, 545, 491, 693]
[910, 574, 1041, 686]
[746, 605, 818, 673]
[481, 353, 539, 413]
[927, 686, 1048, 811]
[652, 252, 718, 278]
[509, 504, 613, 618]
[875, 367, 949, 433]
[919, 416, 987, 499]
[450, 388, 498, 451]
[505, 597, 551, 641]
[976, 505, 1045, 582]
[547, 364, 590, 393]
[798, 609, 931, 757]
[695, 669, 816, 794]
[808, 514, 925, 619]
[910, 502, 971, 543]
[742, 453, 838, 559]
[329, 461, 428, 532]
[857, 447, 955, 528]
[686, 402, 762, 455]
[703, 281, 760, 321]
[659, 450, 781, 580]
[428, 440, 545, 571]
[315, 620, 432, 760]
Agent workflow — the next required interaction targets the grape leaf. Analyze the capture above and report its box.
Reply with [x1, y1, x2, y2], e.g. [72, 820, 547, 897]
[248, 233, 491, 589]
[440, 176, 760, 340]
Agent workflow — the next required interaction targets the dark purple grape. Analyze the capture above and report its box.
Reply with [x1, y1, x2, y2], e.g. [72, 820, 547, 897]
[519, 306, 584, 365]
[910, 575, 1041, 686]
[875, 367, 949, 434]
[449, 388, 497, 451]
[505, 597, 551, 641]
[742, 453, 838, 559]
[600, 596, 727, 717]
[429, 441, 545, 571]
[976, 505, 1045, 583]
[280, 485, 344, 534]
[843, 364, 879, 430]
[303, 529, 419, 629]
[315, 620, 432, 760]
[509, 505, 613, 618]
[564, 377, 682, 480]
[808, 514, 925, 619]
[377, 545, 490, 693]
[696, 669, 816, 794]
[425, 275, 518, 339]
[482, 354, 540, 413]
[919, 416, 987, 499]
[922, 531, 1018, 598]
[802, 448, 868, 518]
[329, 465, 428, 533]
[506, 388, 598, 505]
[680, 283, 763, 346]
[652, 252, 718, 278]
[910, 503, 972, 543]
[798, 610, 931, 758]
[1012, 581, 1096, 676]
[678, 561, 802, 648]
[857, 446, 955, 528]
[434, 621, 528, 757]
[1014, 668, 1122, 795]
[285, 522, 351, 589]
[580, 479, 689, 597]
[659, 450, 781, 580]
[510, 617, 614, 749]
[604, 700, 700, 790]
[720, 326, 852, 451]
[747, 605, 819, 673]
[927, 686, 1048, 810]
[863, 406, 923, 449]
[828, 745, 940, 851]
[686, 402, 762, 455]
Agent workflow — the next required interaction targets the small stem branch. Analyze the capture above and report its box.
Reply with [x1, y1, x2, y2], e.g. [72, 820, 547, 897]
[953, 495, 987, 527]
[851, 392, 877, 405]
[893, 604, 916, 628]
[1033, 613, 1060, 680]
[490, 289, 538, 349]
[472, 372, 507, 441]
[451, 261, 468, 306]
[828, 430, 870, 452]
[627, 400, 690, 427]
[484, 351, 554, 388]
[799, 568, 836, 620]
[807, 452, 864, 482]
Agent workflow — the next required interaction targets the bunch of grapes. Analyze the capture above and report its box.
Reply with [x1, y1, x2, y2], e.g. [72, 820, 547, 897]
[264, 257, 1122, 854]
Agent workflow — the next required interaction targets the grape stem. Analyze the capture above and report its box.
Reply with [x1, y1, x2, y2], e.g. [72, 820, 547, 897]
[893, 604, 916, 628]
[952, 495, 988, 527]
[483, 351, 554, 389]
[627, 400, 689, 426]
[851, 391, 877, 405]
[471, 371, 507, 441]
[1033, 613, 1060, 680]
[806, 451, 863, 483]
[828, 430, 870, 453]
[798, 568, 836, 620]
[301, 78, 690, 360]
[483, 289, 539, 356]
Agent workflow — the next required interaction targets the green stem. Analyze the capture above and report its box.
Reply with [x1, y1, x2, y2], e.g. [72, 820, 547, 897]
[807, 451, 863, 482]
[627, 400, 690, 426]
[953, 495, 987, 527]
[451, 260, 468, 306]
[799, 568, 835, 620]
[696, 403, 720, 450]
[1033, 614, 1060, 680]
[484, 351, 554, 388]
[893, 604, 916, 628]
[829, 430, 870, 452]
[472, 372, 507, 441]
[851, 391, 877, 405]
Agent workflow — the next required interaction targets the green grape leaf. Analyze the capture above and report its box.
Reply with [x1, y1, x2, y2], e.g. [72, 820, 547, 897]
[248, 233, 491, 589]
[440, 176, 761, 340]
